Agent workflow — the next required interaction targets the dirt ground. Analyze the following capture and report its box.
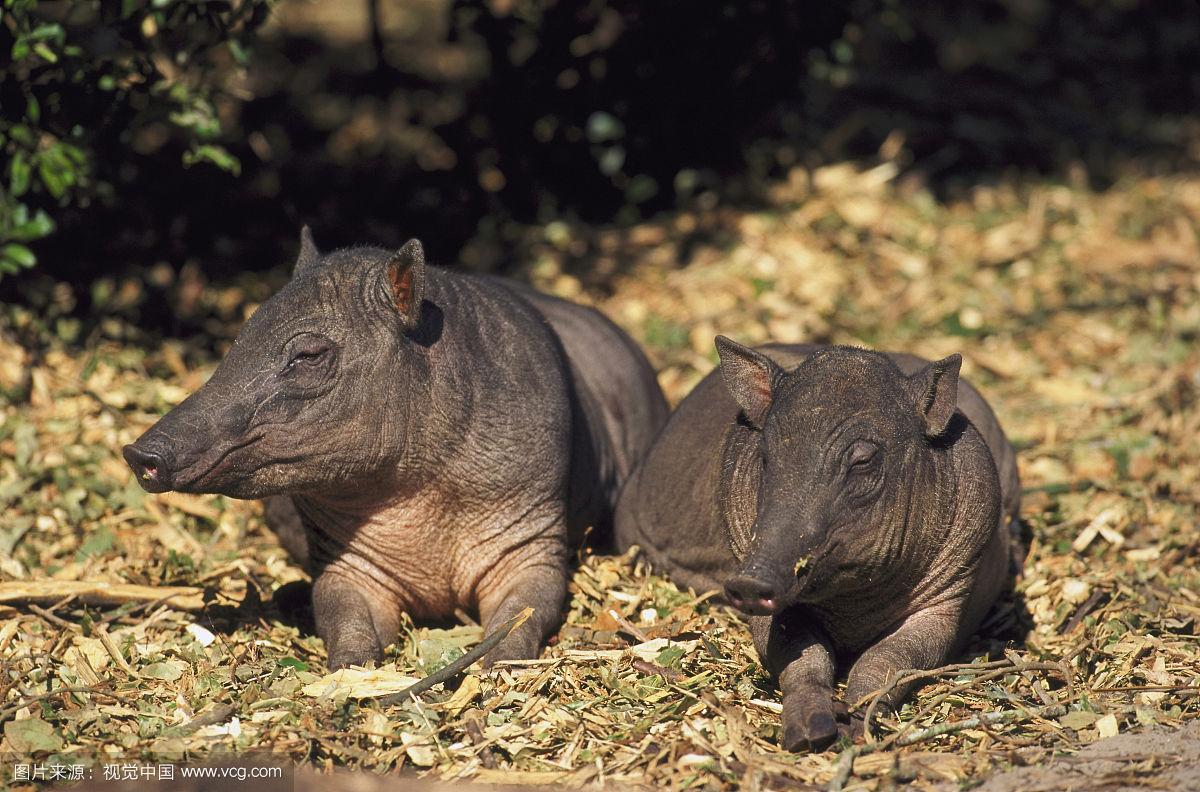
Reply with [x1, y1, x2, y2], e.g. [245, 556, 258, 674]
[934, 720, 1200, 792]
[1, 159, 1199, 790]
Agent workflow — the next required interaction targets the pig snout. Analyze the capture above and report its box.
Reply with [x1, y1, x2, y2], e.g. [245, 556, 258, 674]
[725, 562, 791, 615]
[726, 512, 825, 615]
[122, 441, 177, 493]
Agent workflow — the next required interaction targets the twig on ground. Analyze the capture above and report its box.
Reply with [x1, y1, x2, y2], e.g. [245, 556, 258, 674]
[95, 624, 136, 677]
[0, 685, 119, 723]
[463, 712, 498, 769]
[606, 608, 649, 643]
[0, 580, 208, 611]
[29, 603, 81, 632]
[828, 702, 1069, 792]
[853, 659, 1024, 742]
[1091, 685, 1200, 694]
[1006, 648, 1057, 707]
[377, 607, 533, 707]
[98, 592, 204, 625]
[167, 703, 238, 736]
[631, 658, 685, 681]
[870, 661, 1069, 749]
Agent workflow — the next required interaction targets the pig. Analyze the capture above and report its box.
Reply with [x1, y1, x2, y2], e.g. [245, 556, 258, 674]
[124, 228, 668, 669]
[615, 339, 1020, 751]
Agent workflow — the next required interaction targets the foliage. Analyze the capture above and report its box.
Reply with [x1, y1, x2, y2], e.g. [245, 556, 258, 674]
[0, 0, 275, 276]
[3, 0, 1196, 296]
[442, 0, 1199, 226]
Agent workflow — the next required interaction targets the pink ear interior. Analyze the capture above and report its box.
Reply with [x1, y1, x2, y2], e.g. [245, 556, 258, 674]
[389, 260, 415, 312]
[716, 336, 779, 428]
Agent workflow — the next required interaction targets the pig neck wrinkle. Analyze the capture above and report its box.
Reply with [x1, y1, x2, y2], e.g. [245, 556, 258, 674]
[802, 452, 951, 626]
[719, 422, 761, 560]
[295, 457, 434, 515]
[871, 450, 959, 600]
[902, 443, 996, 612]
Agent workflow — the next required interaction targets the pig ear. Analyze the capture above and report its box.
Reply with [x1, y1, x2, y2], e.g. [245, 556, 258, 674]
[911, 354, 962, 438]
[715, 336, 782, 429]
[294, 225, 322, 278]
[384, 238, 426, 330]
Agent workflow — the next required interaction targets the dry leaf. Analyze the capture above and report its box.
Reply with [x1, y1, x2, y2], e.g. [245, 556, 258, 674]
[301, 666, 421, 701]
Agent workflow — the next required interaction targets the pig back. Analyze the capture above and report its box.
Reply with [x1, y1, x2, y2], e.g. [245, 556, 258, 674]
[499, 281, 668, 543]
[614, 366, 745, 594]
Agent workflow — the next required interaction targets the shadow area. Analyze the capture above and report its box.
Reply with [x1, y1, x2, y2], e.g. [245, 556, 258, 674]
[6, 0, 1200, 338]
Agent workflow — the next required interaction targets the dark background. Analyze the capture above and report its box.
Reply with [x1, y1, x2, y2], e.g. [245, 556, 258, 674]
[4, 0, 1200, 337]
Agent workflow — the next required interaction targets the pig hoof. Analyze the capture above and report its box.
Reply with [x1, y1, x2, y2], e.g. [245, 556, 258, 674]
[783, 711, 838, 753]
[480, 637, 539, 667]
[835, 713, 868, 745]
[327, 644, 383, 670]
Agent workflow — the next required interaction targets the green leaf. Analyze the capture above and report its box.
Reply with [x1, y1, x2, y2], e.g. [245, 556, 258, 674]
[32, 42, 58, 63]
[586, 111, 625, 143]
[76, 526, 115, 561]
[9, 152, 30, 196]
[12, 421, 36, 469]
[9, 209, 55, 241]
[38, 154, 76, 199]
[4, 716, 64, 753]
[1, 243, 36, 269]
[1059, 710, 1100, 730]
[60, 142, 87, 167]
[655, 645, 686, 668]
[142, 661, 186, 681]
[182, 144, 241, 175]
[30, 23, 65, 43]
[7, 124, 34, 147]
[278, 657, 309, 671]
[625, 174, 659, 204]
[227, 38, 249, 65]
[0, 516, 33, 556]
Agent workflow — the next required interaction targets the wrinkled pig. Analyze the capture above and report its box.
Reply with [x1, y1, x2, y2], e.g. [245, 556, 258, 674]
[615, 339, 1019, 751]
[124, 229, 668, 668]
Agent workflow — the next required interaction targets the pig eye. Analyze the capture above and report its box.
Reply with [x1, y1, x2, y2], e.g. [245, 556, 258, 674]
[845, 440, 878, 470]
[283, 335, 334, 372]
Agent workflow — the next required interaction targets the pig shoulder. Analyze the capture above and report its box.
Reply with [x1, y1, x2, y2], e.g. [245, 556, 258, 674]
[614, 366, 740, 594]
[485, 278, 668, 542]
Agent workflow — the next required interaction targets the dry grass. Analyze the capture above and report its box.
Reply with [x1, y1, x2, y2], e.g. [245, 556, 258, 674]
[2, 159, 1199, 790]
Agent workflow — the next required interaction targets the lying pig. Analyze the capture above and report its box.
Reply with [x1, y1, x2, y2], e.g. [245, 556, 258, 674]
[615, 339, 1019, 751]
[124, 229, 667, 669]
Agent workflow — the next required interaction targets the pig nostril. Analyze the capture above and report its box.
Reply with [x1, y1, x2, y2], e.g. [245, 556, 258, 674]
[122, 444, 171, 490]
[725, 575, 778, 608]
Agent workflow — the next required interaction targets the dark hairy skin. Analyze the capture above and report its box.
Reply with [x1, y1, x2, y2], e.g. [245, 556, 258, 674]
[615, 339, 1020, 752]
[124, 228, 667, 669]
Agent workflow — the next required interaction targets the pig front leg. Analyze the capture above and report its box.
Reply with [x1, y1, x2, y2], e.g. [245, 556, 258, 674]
[475, 546, 570, 664]
[313, 572, 401, 670]
[749, 613, 839, 752]
[263, 495, 311, 571]
[843, 605, 963, 727]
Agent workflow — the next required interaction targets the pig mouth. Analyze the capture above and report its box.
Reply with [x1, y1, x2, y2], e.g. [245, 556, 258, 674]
[725, 550, 822, 616]
[170, 433, 266, 493]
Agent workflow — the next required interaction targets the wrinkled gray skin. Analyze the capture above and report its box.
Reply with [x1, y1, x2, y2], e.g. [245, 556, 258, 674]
[615, 339, 1019, 752]
[124, 229, 667, 669]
